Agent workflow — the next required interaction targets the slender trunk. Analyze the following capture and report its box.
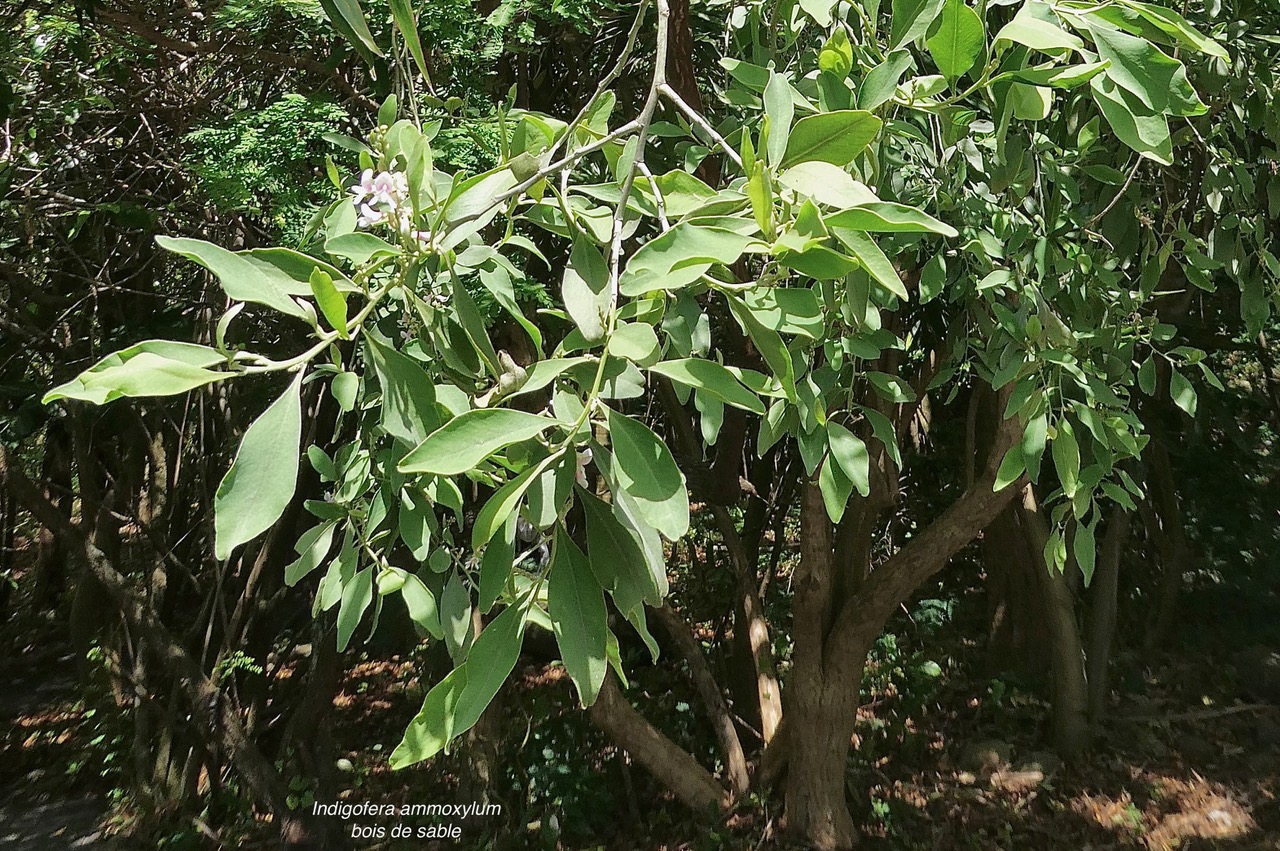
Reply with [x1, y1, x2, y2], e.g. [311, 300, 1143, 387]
[1086, 507, 1131, 724]
[1018, 487, 1089, 759]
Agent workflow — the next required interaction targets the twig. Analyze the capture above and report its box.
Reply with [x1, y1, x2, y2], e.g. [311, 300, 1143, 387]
[659, 83, 745, 171]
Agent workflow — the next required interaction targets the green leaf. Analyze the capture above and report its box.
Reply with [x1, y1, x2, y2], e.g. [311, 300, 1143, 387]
[214, 373, 304, 561]
[324, 232, 401, 265]
[891, 0, 947, 48]
[825, 203, 958, 236]
[331, 371, 359, 412]
[819, 29, 854, 77]
[1089, 76, 1172, 165]
[994, 2, 1084, 53]
[861, 406, 903, 469]
[157, 236, 305, 318]
[865, 371, 917, 403]
[1073, 520, 1097, 585]
[726, 296, 798, 402]
[471, 455, 559, 549]
[399, 409, 559, 476]
[440, 572, 471, 662]
[389, 667, 466, 769]
[764, 71, 795, 167]
[400, 573, 443, 639]
[1137, 357, 1156, 395]
[579, 487, 663, 612]
[43, 343, 229, 405]
[781, 111, 883, 168]
[562, 235, 612, 342]
[1169, 368, 1198, 416]
[926, 0, 985, 81]
[831, 229, 909, 299]
[1120, 1, 1229, 61]
[1087, 24, 1206, 116]
[859, 50, 915, 110]
[619, 225, 758, 297]
[319, 0, 385, 62]
[799, 0, 835, 26]
[608, 322, 661, 366]
[285, 522, 338, 586]
[337, 567, 374, 651]
[453, 601, 525, 730]
[919, 251, 947, 303]
[819, 453, 855, 522]
[365, 335, 439, 447]
[648, 359, 765, 414]
[605, 408, 690, 540]
[992, 60, 1110, 89]
[740, 286, 825, 339]
[828, 422, 871, 498]
[477, 514, 516, 613]
[389, 0, 432, 85]
[1022, 412, 1048, 483]
[1052, 420, 1080, 498]
[309, 268, 348, 338]
[994, 444, 1026, 491]
[779, 162, 880, 209]
[549, 533, 609, 706]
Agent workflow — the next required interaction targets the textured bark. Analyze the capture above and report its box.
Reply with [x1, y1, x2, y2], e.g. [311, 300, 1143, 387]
[983, 507, 1050, 677]
[588, 673, 729, 813]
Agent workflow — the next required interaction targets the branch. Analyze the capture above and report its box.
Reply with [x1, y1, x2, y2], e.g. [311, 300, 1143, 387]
[588, 673, 730, 812]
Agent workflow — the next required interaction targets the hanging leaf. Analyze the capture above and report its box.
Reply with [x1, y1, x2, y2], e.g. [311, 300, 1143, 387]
[214, 373, 304, 561]
[548, 532, 609, 706]
[604, 407, 690, 540]
[157, 236, 306, 318]
[781, 111, 883, 168]
[926, 0, 985, 81]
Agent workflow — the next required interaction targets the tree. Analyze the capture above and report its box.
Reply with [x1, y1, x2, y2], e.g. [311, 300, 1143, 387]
[37, 0, 1246, 848]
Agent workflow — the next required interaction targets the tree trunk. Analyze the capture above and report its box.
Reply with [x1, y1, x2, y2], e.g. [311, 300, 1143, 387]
[785, 676, 862, 850]
[1086, 506, 1131, 724]
[1017, 487, 1089, 759]
[983, 506, 1050, 678]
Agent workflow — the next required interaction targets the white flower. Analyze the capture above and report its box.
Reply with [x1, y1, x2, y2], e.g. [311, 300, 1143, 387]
[351, 169, 410, 230]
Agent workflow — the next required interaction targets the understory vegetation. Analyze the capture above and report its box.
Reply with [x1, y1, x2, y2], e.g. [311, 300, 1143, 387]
[1, 0, 1278, 849]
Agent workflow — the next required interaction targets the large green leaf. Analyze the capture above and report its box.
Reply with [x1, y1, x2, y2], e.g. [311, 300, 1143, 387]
[739, 286, 825, 339]
[619, 225, 759, 296]
[388, 0, 432, 84]
[764, 71, 795, 167]
[43, 342, 230, 405]
[831, 229, 909, 299]
[891, 0, 947, 48]
[1087, 24, 1205, 116]
[548, 533, 609, 706]
[828, 422, 871, 498]
[824, 202, 958, 236]
[400, 574, 443, 639]
[399, 409, 559, 475]
[157, 236, 305, 318]
[1052, 420, 1081, 498]
[319, 0, 385, 64]
[453, 601, 526, 730]
[471, 455, 559, 549]
[859, 50, 915, 110]
[781, 111, 883, 168]
[605, 407, 689, 540]
[726, 295, 798, 402]
[579, 487, 663, 612]
[648, 359, 766, 414]
[364, 335, 440, 447]
[1119, 1, 1228, 61]
[214, 373, 304, 560]
[926, 0, 985, 81]
[285, 521, 338, 586]
[1089, 76, 1172, 164]
[336, 566, 374, 651]
[994, 1, 1084, 53]
[389, 667, 467, 768]
[561, 235, 612, 342]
